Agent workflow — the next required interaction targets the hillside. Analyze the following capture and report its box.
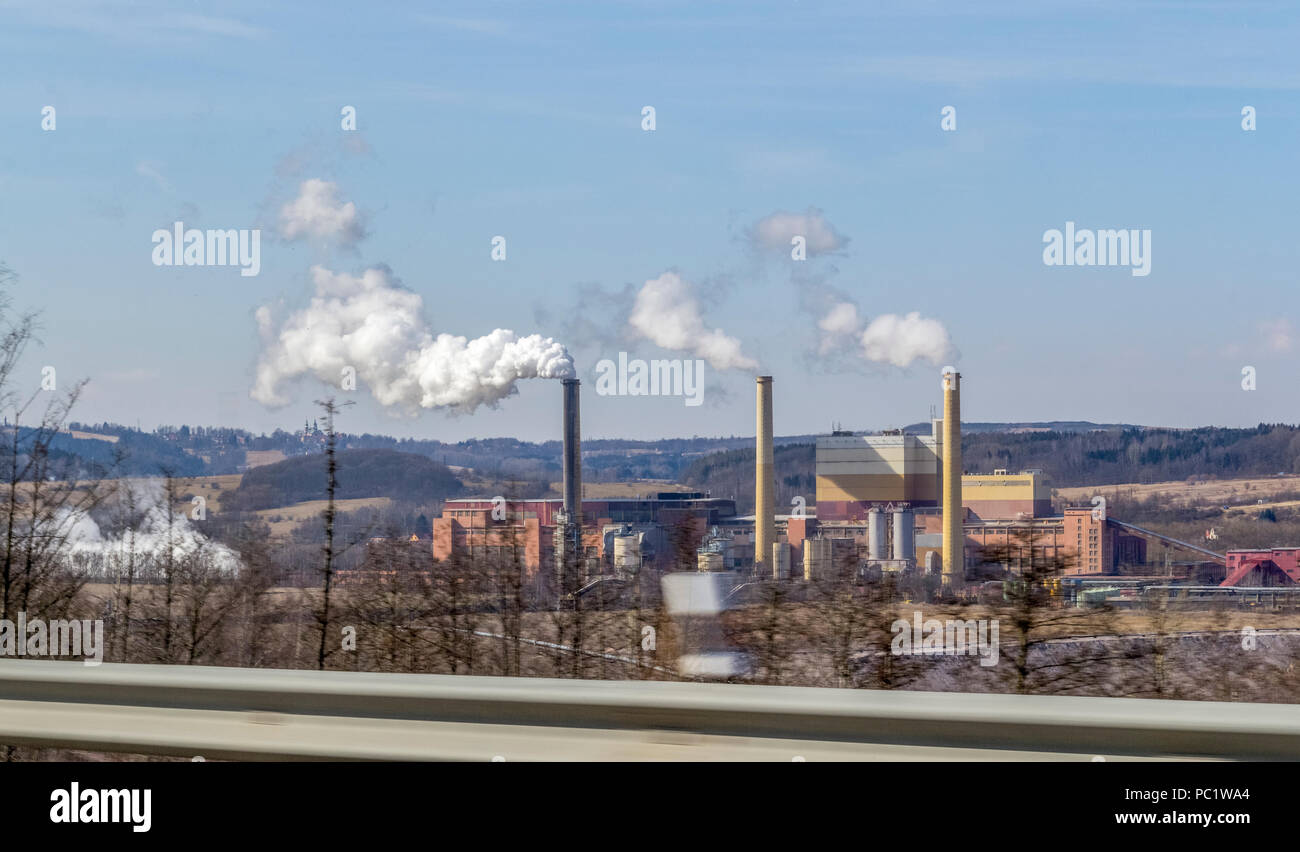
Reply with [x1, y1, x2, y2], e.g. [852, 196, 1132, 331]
[681, 444, 815, 515]
[224, 449, 464, 511]
[679, 425, 1300, 513]
[963, 424, 1300, 485]
[903, 420, 1139, 434]
[41, 421, 1300, 497]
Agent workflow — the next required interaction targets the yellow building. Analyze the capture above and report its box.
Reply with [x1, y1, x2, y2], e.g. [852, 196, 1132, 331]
[815, 428, 941, 520]
[960, 470, 1052, 520]
[815, 421, 1052, 523]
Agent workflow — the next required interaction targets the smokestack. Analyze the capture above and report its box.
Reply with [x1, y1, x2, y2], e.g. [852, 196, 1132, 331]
[755, 376, 775, 577]
[562, 378, 581, 518]
[942, 370, 962, 586]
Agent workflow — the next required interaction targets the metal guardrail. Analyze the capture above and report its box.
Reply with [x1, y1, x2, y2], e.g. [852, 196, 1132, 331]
[1, 659, 1298, 760]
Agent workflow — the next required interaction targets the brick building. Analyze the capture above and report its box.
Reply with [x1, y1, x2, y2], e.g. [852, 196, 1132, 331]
[432, 493, 737, 578]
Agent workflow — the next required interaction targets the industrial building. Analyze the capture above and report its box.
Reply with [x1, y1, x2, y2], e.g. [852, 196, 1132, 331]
[804, 368, 971, 583]
[430, 367, 1216, 606]
[432, 493, 737, 578]
[796, 370, 1168, 584]
[815, 438, 1050, 522]
[962, 471, 1053, 520]
[1221, 548, 1300, 587]
[815, 429, 941, 518]
[777, 505, 1150, 582]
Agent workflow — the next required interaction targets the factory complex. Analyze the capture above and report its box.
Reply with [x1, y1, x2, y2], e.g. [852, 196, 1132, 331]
[431, 370, 1267, 605]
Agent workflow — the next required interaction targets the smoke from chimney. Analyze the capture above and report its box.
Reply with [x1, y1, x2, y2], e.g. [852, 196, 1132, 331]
[815, 302, 953, 368]
[252, 265, 574, 413]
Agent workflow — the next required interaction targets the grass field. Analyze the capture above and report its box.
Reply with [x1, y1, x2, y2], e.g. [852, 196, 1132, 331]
[252, 497, 393, 536]
[244, 450, 286, 468]
[1056, 475, 1300, 509]
[170, 474, 243, 514]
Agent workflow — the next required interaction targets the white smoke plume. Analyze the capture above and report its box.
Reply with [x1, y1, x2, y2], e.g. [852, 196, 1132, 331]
[253, 265, 575, 413]
[749, 207, 848, 256]
[279, 178, 367, 246]
[65, 480, 241, 580]
[817, 301, 861, 354]
[861, 312, 953, 367]
[628, 271, 758, 371]
[817, 301, 953, 368]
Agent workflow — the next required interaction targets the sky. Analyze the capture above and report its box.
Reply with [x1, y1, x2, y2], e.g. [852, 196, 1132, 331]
[1, 0, 1298, 443]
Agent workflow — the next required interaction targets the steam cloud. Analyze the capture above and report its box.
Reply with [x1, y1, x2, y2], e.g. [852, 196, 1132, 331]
[66, 480, 241, 580]
[279, 178, 367, 246]
[817, 302, 861, 354]
[628, 271, 758, 371]
[252, 265, 575, 413]
[749, 207, 848, 256]
[817, 301, 953, 368]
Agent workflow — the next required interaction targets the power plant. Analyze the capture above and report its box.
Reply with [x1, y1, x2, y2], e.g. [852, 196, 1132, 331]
[430, 365, 1192, 605]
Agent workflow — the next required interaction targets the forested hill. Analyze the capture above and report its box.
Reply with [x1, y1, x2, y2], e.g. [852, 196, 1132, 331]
[965, 424, 1300, 485]
[681, 444, 814, 515]
[681, 425, 1300, 512]
[225, 449, 464, 511]
[43, 421, 1300, 493]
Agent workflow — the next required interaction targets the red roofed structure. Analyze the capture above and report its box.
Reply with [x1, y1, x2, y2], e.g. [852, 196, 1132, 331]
[1221, 548, 1300, 587]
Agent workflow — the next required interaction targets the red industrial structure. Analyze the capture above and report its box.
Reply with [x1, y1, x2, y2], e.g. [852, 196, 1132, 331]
[1221, 548, 1300, 587]
[432, 494, 736, 577]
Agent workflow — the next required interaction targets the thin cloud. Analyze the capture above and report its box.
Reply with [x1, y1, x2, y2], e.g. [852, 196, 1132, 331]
[748, 207, 849, 257]
[278, 179, 367, 247]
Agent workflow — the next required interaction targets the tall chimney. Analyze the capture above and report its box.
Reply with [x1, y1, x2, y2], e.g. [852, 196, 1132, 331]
[562, 378, 582, 518]
[941, 370, 962, 586]
[755, 376, 775, 577]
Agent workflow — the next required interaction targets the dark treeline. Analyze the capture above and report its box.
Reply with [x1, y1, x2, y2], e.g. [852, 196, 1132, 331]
[681, 425, 1300, 509]
[53, 422, 821, 481]
[682, 444, 816, 514]
[51, 420, 1300, 487]
[224, 449, 464, 512]
[964, 424, 1300, 486]
[47, 429, 207, 479]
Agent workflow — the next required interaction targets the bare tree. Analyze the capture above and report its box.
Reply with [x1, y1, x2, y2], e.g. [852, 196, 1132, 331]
[0, 282, 113, 627]
[489, 520, 527, 677]
[862, 572, 917, 690]
[106, 480, 144, 662]
[808, 545, 869, 688]
[979, 523, 1119, 695]
[314, 397, 353, 670]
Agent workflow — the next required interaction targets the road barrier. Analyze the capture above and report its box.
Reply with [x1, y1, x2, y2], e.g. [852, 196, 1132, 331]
[1, 659, 1297, 760]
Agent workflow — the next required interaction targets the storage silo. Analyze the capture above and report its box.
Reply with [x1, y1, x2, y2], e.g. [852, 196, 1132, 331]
[892, 504, 915, 563]
[868, 507, 888, 560]
[772, 541, 790, 580]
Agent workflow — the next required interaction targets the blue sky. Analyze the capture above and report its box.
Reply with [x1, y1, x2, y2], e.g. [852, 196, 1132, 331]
[1, 0, 1297, 442]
